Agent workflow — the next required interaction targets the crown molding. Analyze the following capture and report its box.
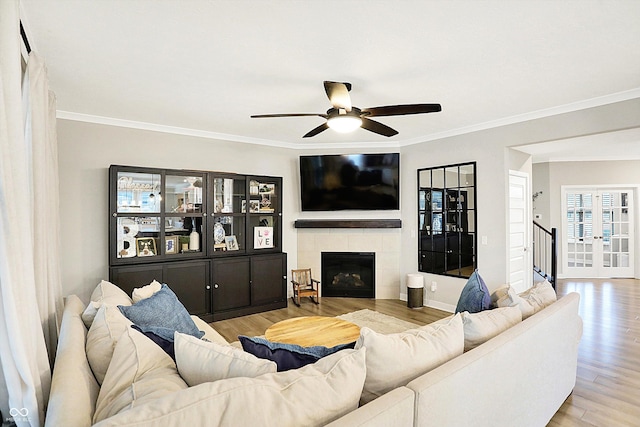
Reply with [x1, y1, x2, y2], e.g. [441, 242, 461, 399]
[55, 111, 297, 149]
[399, 87, 640, 147]
[57, 87, 640, 150]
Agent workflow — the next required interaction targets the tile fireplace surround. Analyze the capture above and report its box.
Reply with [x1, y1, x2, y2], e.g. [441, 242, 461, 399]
[296, 228, 401, 299]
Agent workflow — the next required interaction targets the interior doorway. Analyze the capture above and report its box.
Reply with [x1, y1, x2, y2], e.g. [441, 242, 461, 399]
[562, 187, 635, 278]
[508, 171, 532, 293]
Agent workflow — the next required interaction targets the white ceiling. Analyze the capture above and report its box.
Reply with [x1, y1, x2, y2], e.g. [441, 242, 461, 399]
[20, 0, 640, 160]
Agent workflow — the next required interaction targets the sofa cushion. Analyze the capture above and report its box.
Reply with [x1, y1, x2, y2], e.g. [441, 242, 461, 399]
[131, 280, 162, 303]
[461, 306, 522, 351]
[82, 280, 133, 328]
[495, 281, 556, 319]
[175, 332, 276, 386]
[455, 270, 491, 313]
[93, 327, 188, 424]
[355, 313, 464, 403]
[490, 284, 510, 308]
[86, 304, 132, 384]
[495, 286, 535, 319]
[519, 280, 557, 312]
[118, 283, 204, 342]
[92, 348, 366, 427]
[238, 336, 355, 371]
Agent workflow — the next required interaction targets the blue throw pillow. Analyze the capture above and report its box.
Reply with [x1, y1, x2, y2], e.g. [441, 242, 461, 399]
[118, 283, 204, 342]
[238, 336, 355, 372]
[455, 270, 491, 314]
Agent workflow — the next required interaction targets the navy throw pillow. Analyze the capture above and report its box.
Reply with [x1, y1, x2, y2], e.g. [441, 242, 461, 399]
[131, 324, 175, 360]
[118, 283, 204, 342]
[455, 270, 491, 314]
[238, 336, 355, 372]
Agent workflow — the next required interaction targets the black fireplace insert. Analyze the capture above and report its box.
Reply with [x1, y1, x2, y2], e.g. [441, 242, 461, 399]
[321, 252, 375, 298]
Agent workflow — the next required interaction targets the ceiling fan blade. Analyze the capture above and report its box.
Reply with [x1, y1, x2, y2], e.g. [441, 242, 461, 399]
[360, 117, 398, 137]
[361, 103, 442, 117]
[251, 113, 326, 118]
[323, 81, 352, 112]
[303, 122, 329, 138]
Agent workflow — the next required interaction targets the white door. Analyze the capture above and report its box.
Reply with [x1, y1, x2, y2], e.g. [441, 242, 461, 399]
[508, 171, 532, 293]
[563, 188, 634, 278]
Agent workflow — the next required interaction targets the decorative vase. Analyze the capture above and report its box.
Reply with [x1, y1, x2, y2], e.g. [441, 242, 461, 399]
[189, 225, 200, 251]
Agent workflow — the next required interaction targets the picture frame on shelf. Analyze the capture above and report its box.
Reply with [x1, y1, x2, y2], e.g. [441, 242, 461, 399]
[249, 199, 260, 213]
[136, 237, 157, 257]
[259, 183, 275, 194]
[250, 180, 259, 195]
[165, 236, 178, 254]
[254, 226, 273, 249]
[259, 194, 274, 212]
[241, 200, 247, 213]
[225, 235, 239, 251]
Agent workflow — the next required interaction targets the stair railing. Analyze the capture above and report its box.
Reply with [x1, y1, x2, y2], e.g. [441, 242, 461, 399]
[532, 221, 557, 289]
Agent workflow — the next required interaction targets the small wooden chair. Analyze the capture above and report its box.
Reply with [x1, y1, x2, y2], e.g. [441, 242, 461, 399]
[291, 268, 320, 307]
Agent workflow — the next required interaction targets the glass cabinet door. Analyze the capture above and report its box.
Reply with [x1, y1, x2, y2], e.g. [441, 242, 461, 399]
[116, 171, 161, 213]
[164, 173, 206, 256]
[210, 176, 246, 254]
[113, 170, 162, 262]
[248, 177, 280, 252]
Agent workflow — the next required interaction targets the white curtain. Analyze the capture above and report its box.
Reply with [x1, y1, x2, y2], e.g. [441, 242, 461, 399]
[0, 1, 62, 425]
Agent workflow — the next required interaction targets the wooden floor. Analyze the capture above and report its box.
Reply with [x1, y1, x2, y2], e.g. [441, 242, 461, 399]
[211, 297, 450, 342]
[211, 278, 640, 427]
[549, 278, 640, 427]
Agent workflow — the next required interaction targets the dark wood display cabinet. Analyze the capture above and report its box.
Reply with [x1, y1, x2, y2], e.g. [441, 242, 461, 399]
[108, 165, 286, 322]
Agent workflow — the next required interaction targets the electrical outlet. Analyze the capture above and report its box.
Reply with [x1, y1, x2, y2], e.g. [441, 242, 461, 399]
[431, 281, 437, 292]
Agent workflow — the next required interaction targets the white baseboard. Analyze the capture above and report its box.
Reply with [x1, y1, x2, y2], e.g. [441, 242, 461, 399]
[399, 293, 455, 313]
[425, 300, 456, 313]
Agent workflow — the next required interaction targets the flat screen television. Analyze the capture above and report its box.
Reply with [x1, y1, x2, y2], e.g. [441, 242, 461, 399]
[299, 153, 400, 211]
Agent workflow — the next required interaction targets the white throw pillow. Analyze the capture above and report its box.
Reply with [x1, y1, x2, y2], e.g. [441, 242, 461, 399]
[81, 301, 101, 329]
[461, 306, 522, 351]
[93, 327, 188, 424]
[92, 348, 366, 427]
[495, 286, 535, 319]
[82, 280, 133, 328]
[174, 332, 276, 386]
[86, 304, 132, 384]
[519, 280, 557, 312]
[355, 314, 464, 403]
[132, 280, 163, 303]
[490, 284, 510, 308]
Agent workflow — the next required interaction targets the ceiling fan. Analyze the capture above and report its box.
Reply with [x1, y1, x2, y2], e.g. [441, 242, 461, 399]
[251, 81, 442, 138]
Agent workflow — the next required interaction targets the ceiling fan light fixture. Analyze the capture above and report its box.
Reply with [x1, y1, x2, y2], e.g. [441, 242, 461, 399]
[327, 115, 362, 133]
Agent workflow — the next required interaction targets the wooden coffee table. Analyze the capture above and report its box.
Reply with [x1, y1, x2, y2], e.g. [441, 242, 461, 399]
[265, 316, 361, 347]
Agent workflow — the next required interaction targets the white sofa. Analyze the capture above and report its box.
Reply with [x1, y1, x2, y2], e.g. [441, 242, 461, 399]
[45, 291, 582, 427]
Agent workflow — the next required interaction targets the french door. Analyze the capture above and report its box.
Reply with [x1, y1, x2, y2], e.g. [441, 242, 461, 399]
[563, 188, 634, 278]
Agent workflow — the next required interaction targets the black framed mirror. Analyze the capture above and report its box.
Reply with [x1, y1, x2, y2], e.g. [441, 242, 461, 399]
[418, 162, 476, 278]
